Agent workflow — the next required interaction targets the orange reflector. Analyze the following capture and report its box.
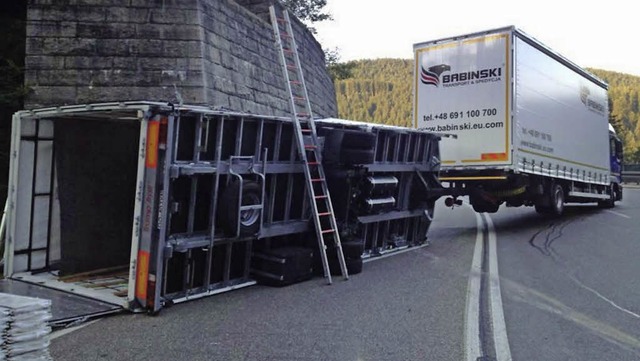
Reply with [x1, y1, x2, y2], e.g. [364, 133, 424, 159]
[135, 250, 150, 301]
[481, 152, 508, 161]
[158, 117, 168, 146]
[146, 121, 160, 168]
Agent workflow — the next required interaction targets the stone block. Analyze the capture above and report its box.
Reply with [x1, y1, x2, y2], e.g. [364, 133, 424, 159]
[162, 40, 202, 58]
[150, 9, 200, 25]
[76, 23, 136, 39]
[25, 55, 65, 70]
[64, 56, 114, 69]
[27, 86, 78, 108]
[128, 39, 165, 56]
[96, 39, 131, 56]
[130, 0, 199, 10]
[106, 7, 150, 23]
[137, 57, 177, 70]
[112, 57, 137, 69]
[136, 24, 201, 41]
[27, 21, 77, 38]
[42, 38, 98, 56]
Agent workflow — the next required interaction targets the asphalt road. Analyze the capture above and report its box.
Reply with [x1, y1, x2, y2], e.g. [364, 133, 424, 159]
[50, 188, 640, 360]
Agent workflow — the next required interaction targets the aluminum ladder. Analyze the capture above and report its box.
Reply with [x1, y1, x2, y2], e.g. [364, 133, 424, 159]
[269, 5, 348, 284]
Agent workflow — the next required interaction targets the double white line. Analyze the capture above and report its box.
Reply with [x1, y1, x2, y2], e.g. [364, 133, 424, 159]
[465, 212, 512, 361]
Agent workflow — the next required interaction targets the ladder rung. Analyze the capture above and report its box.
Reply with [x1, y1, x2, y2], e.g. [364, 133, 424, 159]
[281, 31, 292, 38]
[307, 161, 320, 165]
[311, 178, 325, 182]
[304, 145, 316, 149]
[293, 96, 306, 101]
[315, 195, 328, 199]
[290, 80, 302, 85]
[277, 17, 287, 23]
[286, 64, 297, 69]
[283, 48, 295, 53]
[297, 112, 310, 117]
[301, 129, 312, 133]
[318, 212, 332, 216]
[321, 229, 335, 234]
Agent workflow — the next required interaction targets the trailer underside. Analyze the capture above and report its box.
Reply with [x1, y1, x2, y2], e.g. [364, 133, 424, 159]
[4, 102, 444, 320]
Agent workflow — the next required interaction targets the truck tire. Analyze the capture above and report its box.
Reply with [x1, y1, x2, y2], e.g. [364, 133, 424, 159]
[469, 194, 499, 213]
[548, 183, 565, 216]
[598, 185, 616, 208]
[338, 129, 376, 150]
[220, 180, 262, 236]
[340, 240, 365, 259]
[340, 148, 375, 165]
[328, 255, 363, 275]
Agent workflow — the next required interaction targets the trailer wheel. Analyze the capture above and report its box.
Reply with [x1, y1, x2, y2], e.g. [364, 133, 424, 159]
[328, 255, 363, 275]
[338, 129, 377, 149]
[340, 240, 365, 259]
[220, 180, 262, 236]
[340, 148, 375, 165]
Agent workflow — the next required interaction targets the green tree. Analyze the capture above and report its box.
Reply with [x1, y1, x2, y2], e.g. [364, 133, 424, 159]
[325, 48, 355, 82]
[282, 0, 332, 23]
[0, 2, 27, 207]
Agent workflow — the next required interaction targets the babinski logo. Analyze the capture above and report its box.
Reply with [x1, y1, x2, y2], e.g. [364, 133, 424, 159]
[420, 58, 502, 88]
[421, 64, 451, 86]
[580, 85, 605, 114]
[580, 85, 590, 105]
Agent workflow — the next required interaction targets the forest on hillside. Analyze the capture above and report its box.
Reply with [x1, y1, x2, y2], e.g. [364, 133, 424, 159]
[332, 59, 640, 163]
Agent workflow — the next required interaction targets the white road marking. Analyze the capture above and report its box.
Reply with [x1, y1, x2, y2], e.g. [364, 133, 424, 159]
[568, 274, 640, 319]
[465, 212, 483, 361]
[50, 319, 100, 340]
[484, 213, 513, 361]
[605, 210, 631, 219]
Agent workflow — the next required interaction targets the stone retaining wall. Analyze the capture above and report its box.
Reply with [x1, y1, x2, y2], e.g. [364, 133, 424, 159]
[24, 0, 337, 118]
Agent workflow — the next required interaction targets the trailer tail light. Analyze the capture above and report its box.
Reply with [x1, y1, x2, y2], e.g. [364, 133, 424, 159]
[146, 120, 160, 168]
[135, 250, 150, 301]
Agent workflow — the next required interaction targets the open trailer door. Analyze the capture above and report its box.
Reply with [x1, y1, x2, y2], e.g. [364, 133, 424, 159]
[2, 103, 166, 324]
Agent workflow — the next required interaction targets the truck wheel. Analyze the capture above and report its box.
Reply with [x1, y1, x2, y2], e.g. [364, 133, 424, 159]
[548, 184, 565, 216]
[220, 180, 262, 236]
[598, 185, 616, 208]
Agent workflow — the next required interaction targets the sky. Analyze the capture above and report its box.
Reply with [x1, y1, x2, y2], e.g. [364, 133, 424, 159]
[314, 0, 640, 77]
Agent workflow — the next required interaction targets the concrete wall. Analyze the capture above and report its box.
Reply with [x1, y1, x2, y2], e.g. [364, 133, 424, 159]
[24, 0, 337, 118]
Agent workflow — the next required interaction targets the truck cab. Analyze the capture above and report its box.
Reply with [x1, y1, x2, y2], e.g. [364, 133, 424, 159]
[608, 124, 623, 202]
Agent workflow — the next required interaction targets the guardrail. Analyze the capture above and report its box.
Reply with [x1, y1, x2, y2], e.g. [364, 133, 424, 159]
[622, 170, 640, 184]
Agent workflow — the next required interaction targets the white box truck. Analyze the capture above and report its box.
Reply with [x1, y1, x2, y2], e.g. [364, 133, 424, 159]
[413, 26, 623, 215]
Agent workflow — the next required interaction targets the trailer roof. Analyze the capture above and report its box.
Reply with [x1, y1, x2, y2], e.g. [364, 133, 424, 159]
[413, 26, 608, 90]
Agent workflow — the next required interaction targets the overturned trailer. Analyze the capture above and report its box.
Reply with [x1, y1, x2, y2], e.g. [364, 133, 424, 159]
[3, 101, 444, 323]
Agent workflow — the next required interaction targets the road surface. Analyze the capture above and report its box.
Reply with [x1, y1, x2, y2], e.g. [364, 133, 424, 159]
[50, 188, 640, 360]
